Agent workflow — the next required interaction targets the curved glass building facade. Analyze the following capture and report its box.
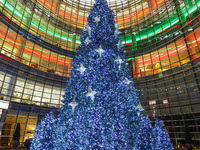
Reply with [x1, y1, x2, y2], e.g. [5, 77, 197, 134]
[0, 0, 199, 146]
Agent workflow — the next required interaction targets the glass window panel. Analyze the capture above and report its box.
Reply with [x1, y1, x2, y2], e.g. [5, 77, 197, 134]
[175, 38, 189, 65]
[49, 52, 57, 71]
[0, 23, 8, 36]
[32, 96, 41, 102]
[22, 92, 32, 101]
[135, 57, 143, 78]
[44, 85, 52, 93]
[16, 79, 25, 87]
[143, 54, 153, 76]
[186, 31, 199, 60]
[26, 124, 36, 132]
[52, 94, 60, 99]
[35, 83, 43, 91]
[52, 88, 60, 94]
[151, 50, 161, 74]
[2, 82, 10, 91]
[51, 99, 59, 104]
[42, 49, 50, 67]
[43, 93, 51, 98]
[167, 42, 180, 67]
[17, 115, 27, 124]
[42, 98, 49, 103]
[2, 41, 13, 56]
[33, 91, 42, 97]
[25, 81, 34, 90]
[61, 90, 65, 96]
[160, 49, 170, 71]
[194, 27, 200, 54]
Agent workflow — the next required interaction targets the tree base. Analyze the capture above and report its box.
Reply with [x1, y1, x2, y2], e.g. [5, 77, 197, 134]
[13, 140, 19, 147]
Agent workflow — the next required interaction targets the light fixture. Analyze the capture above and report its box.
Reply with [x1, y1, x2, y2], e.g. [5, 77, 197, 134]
[0, 100, 10, 116]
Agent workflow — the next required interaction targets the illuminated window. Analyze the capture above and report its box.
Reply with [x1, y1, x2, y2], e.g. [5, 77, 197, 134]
[0, 100, 9, 109]
[163, 99, 168, 104]
[149, 100, 156, 105]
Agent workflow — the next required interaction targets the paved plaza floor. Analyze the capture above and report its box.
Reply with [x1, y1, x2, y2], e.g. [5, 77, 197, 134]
[0, 145, 199, 150]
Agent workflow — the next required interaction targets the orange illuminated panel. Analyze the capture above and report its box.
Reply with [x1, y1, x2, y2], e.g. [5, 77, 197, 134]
[0, 32, 70, 65]
[59, 10, 75, 21]
[143, 8, 150, 15]
[32, 49, 42, 58]
[152, 0, 165, 8]
[134, 8, 150, 19]
[157, 0, 165, 6]
[39, 0, 55, 11]
[78, 16, 88, 23]
[116, 15, 130, 23]
[0, 32, 16, 46]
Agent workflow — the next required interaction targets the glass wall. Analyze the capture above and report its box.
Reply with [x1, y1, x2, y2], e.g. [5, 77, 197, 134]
[0, 0, 199, 146]
[0, 0, 199, 52]
[132, 26, 200, 79]
[0, 22, 72, 77]
[0, 70, 65, 108]
[0, 65, 64, 144]
[0, 111, 38, 144]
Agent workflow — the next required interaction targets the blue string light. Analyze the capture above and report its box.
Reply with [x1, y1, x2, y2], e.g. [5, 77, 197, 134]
[31, 0, 174, 149]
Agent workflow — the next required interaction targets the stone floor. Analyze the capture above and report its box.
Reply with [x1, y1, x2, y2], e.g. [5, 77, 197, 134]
[174, 146, 200, 150]
[0, 145, 28, 150]
[0, 145, 199, 150]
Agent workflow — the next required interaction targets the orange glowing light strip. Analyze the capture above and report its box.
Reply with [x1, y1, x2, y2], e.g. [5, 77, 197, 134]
[39, 0, 55, 11]
[136, 8, 150, 18]
[78, 16, 88, 23]
[59, 10, 75, 20]
[153, 0, 165, 8]
[137, 45, 187, 64]
[116, 15, 130, 22]
[0, 32, 70, 64]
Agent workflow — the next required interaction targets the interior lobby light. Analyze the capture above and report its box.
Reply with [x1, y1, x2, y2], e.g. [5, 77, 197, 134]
[163, 100, 168, 104]
[0, 100, 10, 109]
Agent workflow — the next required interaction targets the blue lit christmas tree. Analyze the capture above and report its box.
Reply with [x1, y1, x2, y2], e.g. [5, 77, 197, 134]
[152, 119, 174, 150]
[134, 115, 154, 149]
[31, 0, 174, 149]
[30, 112, 56, 150]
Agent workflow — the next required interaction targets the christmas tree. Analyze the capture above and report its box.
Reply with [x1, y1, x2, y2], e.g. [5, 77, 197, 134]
[31, 0, 174, 149]
[54, 0, 154, 149]
[152, 119, 174, 150]
[30, 112, 56, 150]
[134, 116, 154, 149]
